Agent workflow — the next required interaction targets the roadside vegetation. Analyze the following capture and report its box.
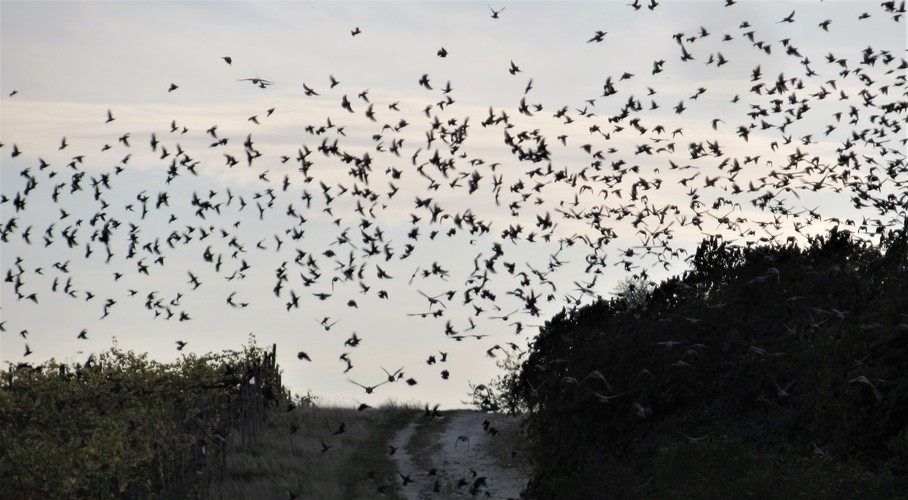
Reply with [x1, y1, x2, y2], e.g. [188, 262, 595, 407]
[215, 401, 419, 500]
[1, 340, 281, 498]
[0, 338, 418, 500]
[479, 227, 908, 499]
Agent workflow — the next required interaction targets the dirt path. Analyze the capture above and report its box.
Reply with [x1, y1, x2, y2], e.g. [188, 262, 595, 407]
[390, 410, 531, 499]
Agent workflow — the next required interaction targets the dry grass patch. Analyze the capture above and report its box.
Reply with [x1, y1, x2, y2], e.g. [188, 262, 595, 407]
[484, 413, 533, 474]
[214, 401, 420, 499]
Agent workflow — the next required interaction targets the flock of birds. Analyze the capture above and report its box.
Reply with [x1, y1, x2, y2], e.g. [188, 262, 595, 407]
[2, 2, 907, 493]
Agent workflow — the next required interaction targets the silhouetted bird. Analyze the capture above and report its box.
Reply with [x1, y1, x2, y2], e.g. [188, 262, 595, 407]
[349, 378, 388, 394]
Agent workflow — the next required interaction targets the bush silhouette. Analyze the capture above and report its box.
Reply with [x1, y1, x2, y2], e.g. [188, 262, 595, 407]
[513, 227, 908, 498]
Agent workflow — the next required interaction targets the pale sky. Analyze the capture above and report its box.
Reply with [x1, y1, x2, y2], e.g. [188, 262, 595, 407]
[2, 1, 905, 408]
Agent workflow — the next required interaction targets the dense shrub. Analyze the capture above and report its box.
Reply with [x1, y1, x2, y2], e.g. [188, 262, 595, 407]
[514, 227, 908, 498]
[0, 340, 285, 499]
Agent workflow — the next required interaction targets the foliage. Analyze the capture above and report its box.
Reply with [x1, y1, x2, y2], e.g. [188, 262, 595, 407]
[469, 349, 529, 415]
[612, 275, 656, 310]
[511, 227, 908, 499]
[0, 340, 285, 499]
[649, 437, 905, 500]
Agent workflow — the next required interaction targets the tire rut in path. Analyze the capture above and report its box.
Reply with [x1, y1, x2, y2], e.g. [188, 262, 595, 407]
[390, 410, 529, 499]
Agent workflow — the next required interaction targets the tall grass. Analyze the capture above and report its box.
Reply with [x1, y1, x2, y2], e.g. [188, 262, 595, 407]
[214, 400, 420, 499]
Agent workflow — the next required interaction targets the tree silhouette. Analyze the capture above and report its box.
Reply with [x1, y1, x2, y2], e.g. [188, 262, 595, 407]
[508, 227, 907, 498]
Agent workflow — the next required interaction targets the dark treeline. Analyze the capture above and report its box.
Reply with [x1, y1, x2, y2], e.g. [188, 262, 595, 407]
[487, 226, 907, 498]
